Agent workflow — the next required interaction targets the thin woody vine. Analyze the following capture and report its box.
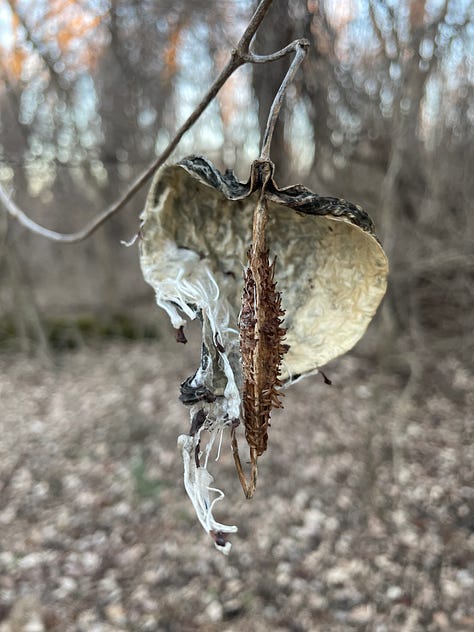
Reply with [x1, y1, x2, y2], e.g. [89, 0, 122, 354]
[0, 0, 388, 554]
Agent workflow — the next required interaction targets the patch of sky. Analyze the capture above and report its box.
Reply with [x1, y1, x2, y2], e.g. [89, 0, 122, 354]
[80, 129, 96, 151]
[138, 107, 157, 130]
[420, 37, 434, 60]
[241, 125, 260, 165]
[173, 22, 224, 154]
[384, 39, 398, 60]
[389, 61, 401, 82]
[420, 74, 440, 150]
[425, 0, 449, 22]
[35, 100, 55, 144]
[446, 0, 473, 25]
[364, 76, 378, 98]
[0, 3, 14, 51]
[223, 67, 257, 142]
[154, 128, 170, 157]
[176, 22, 214, 113]
[29, 136, 43, 157]
[25, 157, 55, 196]
[0, 164, 14, 184]
[346, 3, 381, 58]
[91, 0, 109, 13]
[19, 85, 40, 126]
[155, 16, 169, 35]
[338, 107, 361, 136]
[73, 74, 98, 131]
[90, 158, 108, 185]
[379, 83, 394, 118]
[394, 1, 410, 47]
[440, 35, 467, 92]
[286, 98, 315, 176]
[237, 84, 260, 169]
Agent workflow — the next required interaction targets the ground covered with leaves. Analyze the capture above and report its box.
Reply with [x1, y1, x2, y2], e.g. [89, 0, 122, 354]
[0, 334, 472, 631]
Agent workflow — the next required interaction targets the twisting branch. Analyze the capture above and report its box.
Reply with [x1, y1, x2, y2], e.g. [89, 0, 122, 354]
[259, 40, 309, 161]
[0, 0, 308, 243]
[242, 38, 308, 64]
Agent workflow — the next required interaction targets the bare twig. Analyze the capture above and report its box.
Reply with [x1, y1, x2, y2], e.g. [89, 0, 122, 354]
[243, 38, 308, 64]
[237, 0, 274, 52]
[0, 0, 277, 243]
[259, 40, 309, 161]
[231, 423, 254, 499]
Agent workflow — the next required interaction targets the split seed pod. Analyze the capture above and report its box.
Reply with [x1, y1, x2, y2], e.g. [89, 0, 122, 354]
[139, 156, 388, 552]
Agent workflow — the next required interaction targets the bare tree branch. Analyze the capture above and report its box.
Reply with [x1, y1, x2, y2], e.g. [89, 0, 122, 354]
[242, 38, 308, 64]
[1, 0, 297, 244]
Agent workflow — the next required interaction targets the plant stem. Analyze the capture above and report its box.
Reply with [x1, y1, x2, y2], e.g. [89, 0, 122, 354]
[259, 40, 309, 162]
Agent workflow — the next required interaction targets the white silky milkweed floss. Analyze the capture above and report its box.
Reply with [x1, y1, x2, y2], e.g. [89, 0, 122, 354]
[139, 156, 388, 553]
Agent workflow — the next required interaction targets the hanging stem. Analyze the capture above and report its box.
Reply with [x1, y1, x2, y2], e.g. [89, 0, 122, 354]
[231, 424, 258, 500]
[259, 40, 309, 162]
[233, 38, 308, 498]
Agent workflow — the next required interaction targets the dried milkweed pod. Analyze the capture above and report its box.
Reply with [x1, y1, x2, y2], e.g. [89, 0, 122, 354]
[233, 161, 288, 500]
[139, 155, 388, 552]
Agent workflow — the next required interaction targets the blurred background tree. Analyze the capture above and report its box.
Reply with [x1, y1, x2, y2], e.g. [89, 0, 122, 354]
[0, 0, 472, 366]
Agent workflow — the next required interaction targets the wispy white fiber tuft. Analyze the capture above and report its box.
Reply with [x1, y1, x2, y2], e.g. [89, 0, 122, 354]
[178, 432, 237, 554]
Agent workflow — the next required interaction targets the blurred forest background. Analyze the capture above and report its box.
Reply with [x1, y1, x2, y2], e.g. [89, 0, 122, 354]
[0, 1, 473, 631]
[0, 0, 472, 363]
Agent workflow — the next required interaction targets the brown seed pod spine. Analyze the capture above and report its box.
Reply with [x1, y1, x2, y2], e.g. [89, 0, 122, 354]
[241, 250, 286, 457]
[234, 178, 287, 498]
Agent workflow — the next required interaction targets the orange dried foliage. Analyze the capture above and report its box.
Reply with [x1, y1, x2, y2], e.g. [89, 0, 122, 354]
[42, 0, 73, 25]
[1, 10, 24, 80]
[9, 48, 26, 78]
[162, 25, 184, 80]
[1, 0, 106, 81]
[56, 13, 102, 52]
